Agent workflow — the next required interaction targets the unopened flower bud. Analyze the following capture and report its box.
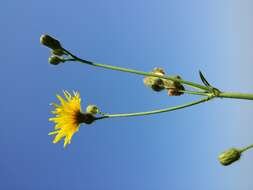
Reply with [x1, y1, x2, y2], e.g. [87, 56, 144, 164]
[51, 49, 65, 56]
[86, 105, 99, 115]
[218, 148, 241, 166]
[48, 56, 65, 65]
[40, 34, 62, 50]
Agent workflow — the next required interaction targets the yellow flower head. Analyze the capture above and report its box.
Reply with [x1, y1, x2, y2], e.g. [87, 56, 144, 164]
[49, 91, 85, 147]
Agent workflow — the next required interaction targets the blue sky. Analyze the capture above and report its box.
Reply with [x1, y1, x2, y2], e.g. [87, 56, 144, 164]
[1, 0, 253, 189]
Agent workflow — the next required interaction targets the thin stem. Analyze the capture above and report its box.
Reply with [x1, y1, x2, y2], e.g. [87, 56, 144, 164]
[178, 89, 210, 96]
[96, 97, 212, 119]
[240, 144, 253, 153]
[63, 48, 209, 91]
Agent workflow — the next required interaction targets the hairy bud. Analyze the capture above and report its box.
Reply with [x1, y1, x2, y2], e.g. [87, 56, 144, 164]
[86, 105, 99, 115]
[48, 56, 65, 65]
[40, 34, 62, 50]
[51, 49, 65, 56]
[218, 148, 241, 166]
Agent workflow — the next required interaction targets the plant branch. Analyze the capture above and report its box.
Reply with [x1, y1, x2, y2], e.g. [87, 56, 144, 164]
[63, 49, 253, 101]
[95, 97, 212, 119]
[63, 48, 209, 91]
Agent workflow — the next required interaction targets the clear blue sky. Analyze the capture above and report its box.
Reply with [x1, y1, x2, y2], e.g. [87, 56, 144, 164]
[1, 0, 253, 189]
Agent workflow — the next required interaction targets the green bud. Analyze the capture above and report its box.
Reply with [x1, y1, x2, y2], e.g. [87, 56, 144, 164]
[40, 34, 62, 50]
[218, 148, 241, 166]
[51, 49, 65, 56]
[86, 105, 99, 115]
[48, 56, 65, 65]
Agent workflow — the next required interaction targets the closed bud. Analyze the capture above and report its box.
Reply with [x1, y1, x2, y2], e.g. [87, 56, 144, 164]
[48, 56, 65, 65]
[51, 49, 65, 56]
[86, 105, 99, 115]
[40, 34, 62, 50]
[218, 148, 241, 166]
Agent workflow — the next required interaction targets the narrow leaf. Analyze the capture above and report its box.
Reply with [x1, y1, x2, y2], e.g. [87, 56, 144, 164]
[199, 70, 211, 87]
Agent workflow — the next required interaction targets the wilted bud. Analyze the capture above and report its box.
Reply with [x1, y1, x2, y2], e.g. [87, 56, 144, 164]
[166, 76, 185, 96]
[151, 78, 165, 91]
[143, 67, 166, 92]
[51, 49, 65, 56]
[48, 56, 65, 65]
[153, 67, 165, 76]
[86, 105, 99, 115]
[143, 77, 165, 92]
[218, 148, 241, 166]
[77, 112, 96, 125]
[40, 34, 62, 50]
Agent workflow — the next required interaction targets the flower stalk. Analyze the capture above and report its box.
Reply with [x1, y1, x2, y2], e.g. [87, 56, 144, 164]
[63, 48, 209, 92]
[240, 144, 253, 153]
[96, 96, 212, 119]
[61, 48, 253, 101]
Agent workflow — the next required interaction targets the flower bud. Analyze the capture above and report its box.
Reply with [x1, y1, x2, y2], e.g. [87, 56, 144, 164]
[86, 105, 99, 115]
[51, 49, 65, 56]
[218, 148, 241, 166]
[40, 34, 62, 50]
[48, 56, 65, 65]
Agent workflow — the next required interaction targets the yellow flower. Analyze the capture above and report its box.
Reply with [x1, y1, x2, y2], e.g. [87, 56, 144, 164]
[49, 91, 84, 148]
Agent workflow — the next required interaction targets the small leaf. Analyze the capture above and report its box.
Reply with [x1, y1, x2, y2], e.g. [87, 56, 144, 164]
[199, 70, 211, 87]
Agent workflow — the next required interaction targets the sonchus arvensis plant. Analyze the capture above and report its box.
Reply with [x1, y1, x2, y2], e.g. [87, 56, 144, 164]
[41, 34, 253, 166]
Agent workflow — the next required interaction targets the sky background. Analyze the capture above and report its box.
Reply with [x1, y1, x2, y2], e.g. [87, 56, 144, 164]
[1, 0, 253, 189]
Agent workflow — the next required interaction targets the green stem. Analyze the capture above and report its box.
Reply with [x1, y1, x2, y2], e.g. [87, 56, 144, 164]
[63, 48, 209, 91]
[218, 92, 253, 100]
[179, 90, 210, 96]
[240, 144, 253, 153]
[63, 49, 253, 101]
[96, 97, 212, 119]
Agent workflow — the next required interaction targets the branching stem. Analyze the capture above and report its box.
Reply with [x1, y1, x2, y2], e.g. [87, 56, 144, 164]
[63, 48, 253, 101]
